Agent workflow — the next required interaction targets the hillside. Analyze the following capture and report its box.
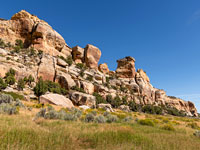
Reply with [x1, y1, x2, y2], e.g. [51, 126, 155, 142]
[0, 10, 197, 117]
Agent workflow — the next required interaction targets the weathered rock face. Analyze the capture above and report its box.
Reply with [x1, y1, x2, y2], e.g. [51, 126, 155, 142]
[84, 44, 101, 69]
[55, 71, 76, 90]
[72, 46, 84, 64]
[0, 10, 71, 57]
[97, 103, 114, 112]
[37, 55, 55, 81]
[70, 91, 96, 108]
[0, 10, 198, 117]
[98, 63, 109, 74]
[40, 93, 74, 108]
[116, 56, 136, 78]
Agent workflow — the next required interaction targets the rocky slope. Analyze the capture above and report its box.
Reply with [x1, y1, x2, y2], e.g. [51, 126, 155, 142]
[0, 10, 197, 116]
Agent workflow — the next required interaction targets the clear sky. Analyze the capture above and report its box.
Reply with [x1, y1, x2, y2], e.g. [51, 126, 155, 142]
[1, 0, 200, 111]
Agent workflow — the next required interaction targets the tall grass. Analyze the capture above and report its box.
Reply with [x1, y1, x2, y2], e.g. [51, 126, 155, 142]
[0, 112, 200, 150]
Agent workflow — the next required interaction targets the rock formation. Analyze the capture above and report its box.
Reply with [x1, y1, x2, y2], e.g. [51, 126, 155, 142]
[0, 10, 71, 57]
[0, 10, 198, 117]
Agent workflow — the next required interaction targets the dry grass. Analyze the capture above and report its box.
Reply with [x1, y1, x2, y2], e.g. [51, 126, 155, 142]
[0, 107, 199, 150]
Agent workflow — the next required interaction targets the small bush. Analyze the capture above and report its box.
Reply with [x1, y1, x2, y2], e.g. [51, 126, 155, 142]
[17, 79, 25, 91]
[71, 86, 85, 93]
[103, 111, 110, 117]
[93, 92, 107, 105]
[0, 38, 5, 48]
[76, 63, 87, 70]
[0, 103, 18, 115]
[187, 122, 200, 130]
[44, 110, 58, 119]
[138, 119, 155, 126]
[194, 130, 200, 138]
[107, 114, 118, 123]
[85, 113, 95, 123]
[0, 78, 7, 91]
[86, 76, 93, 82]
[123, 116, 133, 122]
[128, 101, 141, 112]
[95, 115, 106, 123]
[0, 94, 14, 104]
[3, 92, 24, 100]
[35, 108, 46, 118]
[161, 124, 175, 131]
[142, 105, 163, 115]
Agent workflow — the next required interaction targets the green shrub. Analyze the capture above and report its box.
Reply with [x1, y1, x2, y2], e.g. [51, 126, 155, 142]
[0, 94, 14, 104]
[44, 110, 58, 119]
[106, 114, 118, 123]
[85, 113, 95, 123]
[123, 116, 133, 122]
[5, 75, 15, 85]
[17, 79, 25, 91]
[2, 92, 24, 100]
[161, 124, 175, 131]
[187, 122, 200, 130]
[0, 103, 18, 115]
[165, 107, 186, 117]
[59, 56, 73, 66]
[138, 119, 155, 126]
[35, 108, 46, 118]
[0, 78, 7, 91]
[95, 115, 106, 123]
[142, 105, 163, 115]
[15, 39, 24, 49]
[0, 38, 5, 48]
[71, 86, 85, 93]
[86, 76, 93, 81]
[128, 101, 141, 112]
[76, 63, 87, 70]
[33, 77, 48, 100]
[194, 130, 200, 138]
[112, 95, 122, 108]
[93, 92, 107, 105]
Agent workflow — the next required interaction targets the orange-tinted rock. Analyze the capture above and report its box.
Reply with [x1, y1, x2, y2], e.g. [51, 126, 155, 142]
[0, 10, 71, 57]
[72, 46, 84, 63]
[116, 56, 136, 78]
[98, 63, 109, 74]
[37, 55, 55, 81]
[84, 44, 101, 69]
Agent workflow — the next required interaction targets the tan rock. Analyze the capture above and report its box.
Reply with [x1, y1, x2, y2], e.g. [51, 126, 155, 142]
[97, 103, 114, 112]
[0, 10, 71, 57]
[116, 56, 136, 78]
[37, 55, 55, 81]
[40, 93, 74, 108]
[70, 91, 96, 108]
[98, 63, 109, 74]
[72, 46, 84, 63]
[55, 71, 76, 90]
[57, 58, 67, 67]
[84, 44, 101, 69]
[80, 81, 94, 95]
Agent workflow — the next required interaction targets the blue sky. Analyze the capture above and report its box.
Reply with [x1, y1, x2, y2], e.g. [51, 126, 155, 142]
[1, 0, 200, 111]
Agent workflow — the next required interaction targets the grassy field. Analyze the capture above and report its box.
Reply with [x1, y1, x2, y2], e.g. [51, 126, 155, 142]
[0, 107, 200, 150]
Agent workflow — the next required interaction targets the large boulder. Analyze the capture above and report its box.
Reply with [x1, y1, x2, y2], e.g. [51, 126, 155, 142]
[84, 44, 101, 69]
[70, 91, 96, 108]
[72, 46, 84, 63]
[37, 55, 55, 81]
[0, 10, 71, 57]
[55, 71, 76, 90]
[97, 103, 114, 112]
[98, 63, 109, 74]
[40, 93, 74, 108]
[80, 81, 94, 95]
[116, 56, 136, 78]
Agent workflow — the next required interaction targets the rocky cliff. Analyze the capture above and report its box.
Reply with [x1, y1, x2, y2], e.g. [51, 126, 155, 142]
[0, 10, 197, 117]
